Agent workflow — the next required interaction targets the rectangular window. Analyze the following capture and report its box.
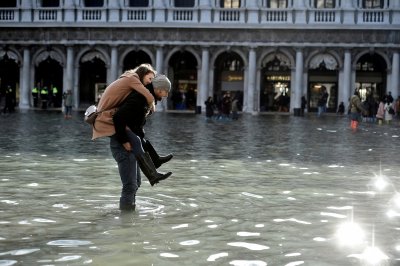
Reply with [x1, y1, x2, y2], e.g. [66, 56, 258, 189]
[128, 0, 149, 7]
[84, 0, 104, 7]
[175, 0, 195, 7]
[267, 0, 288, 8]
[363, 0, 383, 8]
[41, 0, 60, 7]
[314, 0, 335, 8]
[0, 0, 16, 7]
[220, 0, 240, 8]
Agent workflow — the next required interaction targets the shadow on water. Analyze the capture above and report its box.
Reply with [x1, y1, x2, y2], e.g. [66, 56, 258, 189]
[1, 110, 400, 265]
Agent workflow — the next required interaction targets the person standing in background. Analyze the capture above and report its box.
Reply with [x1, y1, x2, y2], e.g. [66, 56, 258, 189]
[63, 89, 73, 119]
[32, 83, 40, 107]
[384, 100, 394, 124]
[3, 85, 15, 113]
[301, 95, 307, 116]
[317, 87, 329, 117]
[205, 96, 215, 120]
[349, 90, 367, 130]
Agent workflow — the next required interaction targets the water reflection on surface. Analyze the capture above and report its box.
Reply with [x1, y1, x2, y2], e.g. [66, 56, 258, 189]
[1, 111, 400, 266]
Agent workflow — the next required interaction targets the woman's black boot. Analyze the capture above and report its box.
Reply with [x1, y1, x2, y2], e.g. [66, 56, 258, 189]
[143, 140, 173, 168]
[136, 152, 172, 186]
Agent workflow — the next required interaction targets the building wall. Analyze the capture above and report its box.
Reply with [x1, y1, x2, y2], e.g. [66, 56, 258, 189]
[0, 0, 399, 113]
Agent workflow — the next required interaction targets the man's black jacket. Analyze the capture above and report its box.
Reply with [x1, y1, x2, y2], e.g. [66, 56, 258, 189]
[112, 84, 156, 144]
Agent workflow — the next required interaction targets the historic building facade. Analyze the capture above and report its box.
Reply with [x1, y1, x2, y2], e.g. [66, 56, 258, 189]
[0, 0, 399, 114]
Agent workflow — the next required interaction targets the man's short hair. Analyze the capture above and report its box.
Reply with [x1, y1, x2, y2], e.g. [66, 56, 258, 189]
[152, 74, 171, 92]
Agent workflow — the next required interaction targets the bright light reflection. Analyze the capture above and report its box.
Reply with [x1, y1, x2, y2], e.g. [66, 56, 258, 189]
[374, 177, 388, 191]
[336, 222, 365, 246]
[391, 193, 400, 208]
[359, 246, 389, 265]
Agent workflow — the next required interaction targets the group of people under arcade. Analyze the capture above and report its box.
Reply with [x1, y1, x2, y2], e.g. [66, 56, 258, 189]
[347, 90, 399, 130]
[31, 83, 60, 109]
[170, 86, 196, 110]
[260, 90, 291, 112]
[204, 91, 241, 120]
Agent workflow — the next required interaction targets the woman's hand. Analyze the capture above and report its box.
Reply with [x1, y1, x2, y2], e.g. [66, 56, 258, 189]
[149, 101, 155, 114]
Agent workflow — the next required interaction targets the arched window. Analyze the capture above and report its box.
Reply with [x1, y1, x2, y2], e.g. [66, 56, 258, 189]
[0, 0, 16, 7]
[362, 0, 384, 8]
[175, 0, 195, 7]
[128, 0, 149, 7]
[314, 0, 335, 8]
[266, 0, 288, 8]
[219, 0, 241, 8]
[84, 0, 104, 7]
[41, 0, 60, 7]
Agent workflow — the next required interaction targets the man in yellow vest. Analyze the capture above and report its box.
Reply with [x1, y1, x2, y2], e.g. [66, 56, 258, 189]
[32, 82, 40, 107]
[40, 86, 49, 109]
[51, 84, 59, 107]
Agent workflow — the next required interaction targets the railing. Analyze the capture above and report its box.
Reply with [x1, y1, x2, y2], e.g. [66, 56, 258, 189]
[218, 9, 242, 22]
[360, 10, 385, 23]
[34, 8, 61, 21]
[261, 9, 289, 23]
[0, 6, 396, 26]
[0, 9, 17, 21]
[77, 8, 106, 22]
[172, 9, 195, 22]
[124, 9, 149, 21]
[310, 9, 339, 23]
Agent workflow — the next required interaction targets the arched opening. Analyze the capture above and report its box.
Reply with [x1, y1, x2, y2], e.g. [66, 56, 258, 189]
[122, 50, 152, 72]
[169, 51, 197, 111]
[79, 54, 106, 106]
[355, 53, 387, 102]
[213, 51, 244, 115]
[308, 53, 339, 113]
[35, 56, 63, 108]
[0, 52, 19, 110]
[260, 54, 291, 112]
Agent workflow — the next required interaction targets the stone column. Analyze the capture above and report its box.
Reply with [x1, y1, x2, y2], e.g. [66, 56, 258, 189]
[391, 51, 400, 99]
[246, 47, 257, 113]
[19, 47, 31, 109]
[392, 1, 400, 23]
[293, 0, 307, 24]
[64, 46, 74, 93]
[20, 0, 32, 22]
[63, 0, 75, 22]
[109, 45, 118, 83]
[155, 46, 167, 111]
[342, 0, 355, 24]
[156, 46, 164, 74]
[342, 50, 352, 112]
[154, 0, 166, 23]
[199, 0, 212, 23]
[245, 0, 258, 23]
[292, 48, 303, 111]
[108, 0, 120, 22]
[73, 66, 79, 108]
[199, 47, 210, 113]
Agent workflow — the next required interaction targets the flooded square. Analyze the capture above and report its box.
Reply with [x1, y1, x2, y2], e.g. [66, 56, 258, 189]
[1, 111, 400, 266]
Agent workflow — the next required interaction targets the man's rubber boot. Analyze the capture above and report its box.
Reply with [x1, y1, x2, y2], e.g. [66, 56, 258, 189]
[144, 140, 173, 168]
[119, 202, 136, 211]
[136, 152, 172, 186]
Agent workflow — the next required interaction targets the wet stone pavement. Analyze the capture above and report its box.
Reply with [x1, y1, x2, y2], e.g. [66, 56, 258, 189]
[0, 110, 400, 266]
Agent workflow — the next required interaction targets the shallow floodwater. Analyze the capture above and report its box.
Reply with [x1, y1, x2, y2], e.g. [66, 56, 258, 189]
[1, 111, 400, 266]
